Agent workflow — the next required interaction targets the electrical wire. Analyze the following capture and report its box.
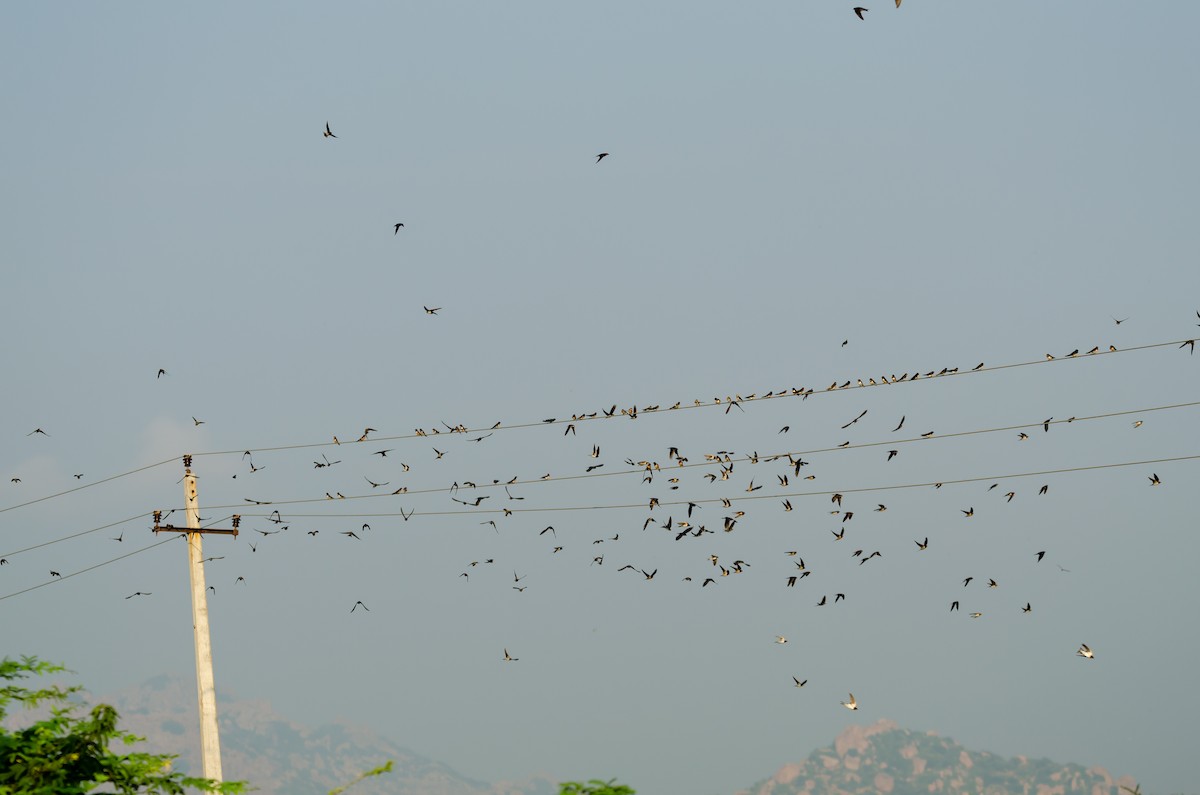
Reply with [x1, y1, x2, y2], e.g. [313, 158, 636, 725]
[0, 456, 179, 516]
[0, 512, 153, 559]
[188, 337, 1197, 459]
[182, 398, 1200, 514]
[231, 453, 1200, 521]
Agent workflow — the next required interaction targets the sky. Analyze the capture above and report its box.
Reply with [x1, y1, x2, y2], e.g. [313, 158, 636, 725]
[2, 2, 1199, 794]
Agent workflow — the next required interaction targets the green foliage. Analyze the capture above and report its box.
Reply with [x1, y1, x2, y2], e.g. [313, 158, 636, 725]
[0, 655, 245, 795]
[328, 759, 393, 795]
[558, 778, 636, 795]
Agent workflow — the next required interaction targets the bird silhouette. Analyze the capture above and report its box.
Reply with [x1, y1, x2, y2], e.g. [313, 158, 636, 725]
[595, 152, 609, 163]
[324, 122, 337, 138]
[394, 223, 404, 234]
[853, 7, 867, 19]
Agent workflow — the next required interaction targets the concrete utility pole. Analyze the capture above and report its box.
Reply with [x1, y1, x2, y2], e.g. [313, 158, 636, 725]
[152, 455, 240, 782]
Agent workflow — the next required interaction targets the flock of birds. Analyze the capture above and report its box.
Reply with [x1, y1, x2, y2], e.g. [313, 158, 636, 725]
[7, 308, 1196, 712]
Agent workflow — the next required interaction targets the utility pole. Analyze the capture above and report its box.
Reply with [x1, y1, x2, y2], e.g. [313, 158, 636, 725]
[152, 454, 240, 782]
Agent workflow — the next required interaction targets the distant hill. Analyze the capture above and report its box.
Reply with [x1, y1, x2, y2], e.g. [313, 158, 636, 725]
[737, 719, 1139, 795]
[90, 675, 556, 795]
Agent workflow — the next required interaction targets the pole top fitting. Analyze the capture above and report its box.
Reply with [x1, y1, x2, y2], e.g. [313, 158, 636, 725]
[183, 454, 193, 470]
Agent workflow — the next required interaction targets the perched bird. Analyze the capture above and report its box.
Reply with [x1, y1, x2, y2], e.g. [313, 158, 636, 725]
[324, 122, 337, 138]
[841, 693, 858, 710]
[595, 152, 609, 163]
[1077, 643, 1094, 659]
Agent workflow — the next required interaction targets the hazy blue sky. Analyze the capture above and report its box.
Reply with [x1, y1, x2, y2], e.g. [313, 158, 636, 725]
[2, 3, 1198, 794]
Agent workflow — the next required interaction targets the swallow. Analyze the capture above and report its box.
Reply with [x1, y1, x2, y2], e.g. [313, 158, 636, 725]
[775, 635, 788, 644]
[832, 528, 845, 540]
[341, 531, 361, 540]
[886, 450, 899, 462]
[351, 601, 368, 613]
[1149, 473, 1161, 485]
[1022, 603, 1032, 613]
[125, 592, 152, 599]
[817, 595, 827, 606]
[324, 122, 336, 138]
[394, 223, 404, 234]
[970, 612, 983, 618]
[27, 428, 49, 436]
[988, 579, 998, 588]
[950, 601, 959, 611]
[192, 417, 205, 426]
[641, 569, 657, 581]
[157, 368, 168, 378]
[1181, 339, 1195, 354]
[50, 571, 61, 578]
[892, 416, 905, 432]
[972, 362, 984, 370]
[962, 508, 974, 517]
[841, 409, 867, 429]
[424, 306, 441, 315]
[921, 431, 934, 438]
[594, 152, 611, 163]
[1005, 492, 1016, 502]
[236, 576, 245, 584]
[1036, 550, 1046, 561]
[364, 477, 390, 489]
[915, 538, 928, 550]
[1018, 432, 1029, 440]
[112, 532, 123, 542]
[514, 571, 526, 582]
[1039, 484, 1049, 495]
[1077, 643, 1094, 659]
[1113, 317, 1128, 325]
[74, 474, 83, 479]
[793, 676, 807, 687]
[835, 593, 846, 602]
[433, 448, 445, 459]
[779, 426, 790, 434]
[842, 693, 858, 710]
[1133, 421, 1142, 428]
[963, 577, 973, 587]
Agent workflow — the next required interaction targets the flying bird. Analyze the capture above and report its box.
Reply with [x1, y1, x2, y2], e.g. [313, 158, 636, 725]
[324, 122, 337, 138]
[394, 223, 404, 234]
[793, 677, 807, 688]
[595, 152, 609, 162]
[853, 7, 867, 19]
[27, 428, 49, 436]
[157, 368, 168, 378]
[504, 648, 519, 661]
[842, 693, 858, 710]
[1077, 643, 1094, 659]
[125, 592, 152, 599]
[1149, 473, 1161, 485]
[351, 601, 369, 613]
[192, 417, 205, 426]
[424, 306, 441, 315]
[892, 416, 905, 432]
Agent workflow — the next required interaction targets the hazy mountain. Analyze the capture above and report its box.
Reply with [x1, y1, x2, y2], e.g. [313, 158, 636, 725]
[738, 719, 1139, 795]
[91, 675, 556, 795]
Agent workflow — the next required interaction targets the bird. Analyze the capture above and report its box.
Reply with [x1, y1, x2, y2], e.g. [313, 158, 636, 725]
[892, 416, 905, 432]
[192, 417, 205, 426]
[793, 677, 807, 688]
[341, 531, 361, 540]
[111, 533, 123, 543]
[1133, 421, 1143, 428]
[775, 635, 788, 644]
[915, 538, 928, 550]
[1149, 473, 1161, 485]
[1022, 603, 1032, 613]
[1113, 317, 1128, 325]
[27, 428, 49, 436]
[157, 368, 168, 378]
[394, 223, 404, 234]
[351, 601, 369, 613]
[988, 579, 998, 588]
[962, 508, 974, 517]
[424, 306, 441, 315]
[1181, 339, 1195, 354]
[1039, 484, 1049, 495]
[1036, 550, 1046, 562]
[595, 152, 609, 163]
[963, 577, 973, 587]
[50, 571, 61, 578]
[1077, 643, 1094, 659]
[504, 648, 519, 661]
[74, 474, 83, 479]
[125, 592, 151, 599]
[970, 612, 983, 618]
[324, 122, 337, 138]
[886, 450, 898, 462]
[853, 7, 867, 19]
[950, 601, 959, 612]
[841, 693, 858, 710]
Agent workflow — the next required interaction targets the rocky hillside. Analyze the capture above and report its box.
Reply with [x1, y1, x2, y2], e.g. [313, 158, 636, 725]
[739, 720, 1138, 795]
[92, 675, 556, 795]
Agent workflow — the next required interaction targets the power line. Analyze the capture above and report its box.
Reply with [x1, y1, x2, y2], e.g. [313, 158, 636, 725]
[0, 456, 179, 516]
[184, 398, 1200, 514]
[0, 515, 234, 604]
[0, 512, 152, 559]
[231, 453, 1200, 522]
[188, 337, 1196, 460]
